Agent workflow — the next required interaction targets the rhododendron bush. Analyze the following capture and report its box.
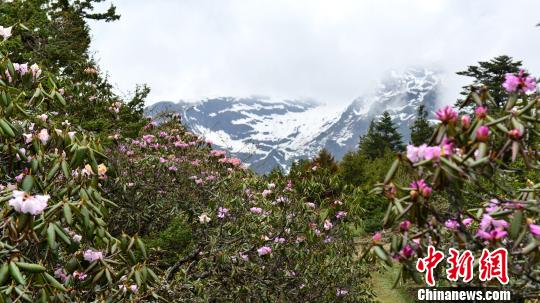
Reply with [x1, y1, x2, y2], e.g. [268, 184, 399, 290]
[0, 28, 157, 301]
[106, 116, 375, 302]
[367, 70, 540, 298]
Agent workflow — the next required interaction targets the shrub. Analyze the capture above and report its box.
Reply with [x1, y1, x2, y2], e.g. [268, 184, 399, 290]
[0, 26, 157, 302]
[106, 116, 375, 302]
[367, 70, 540, 299]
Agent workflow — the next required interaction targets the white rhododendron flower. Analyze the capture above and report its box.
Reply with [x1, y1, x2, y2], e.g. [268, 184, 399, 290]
[198, 213, 211, 224]
[8, 190, 49, 215]
[37, 128, 49, 144]
[83, 249, 104, 262]
[0, 26, 12, 40]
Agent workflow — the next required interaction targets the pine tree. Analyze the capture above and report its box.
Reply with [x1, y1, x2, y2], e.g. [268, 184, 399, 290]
[455, 55, 522, 110]
[338, 151, 367, 186]
[313, 148, 338, 173]
[409, 104, 433, 145]
[358, 112, 404, 159]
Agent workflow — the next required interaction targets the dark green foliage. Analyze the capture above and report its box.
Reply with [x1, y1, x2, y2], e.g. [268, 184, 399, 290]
[409, 104, 433, 145]
[145, 214, 193, 267]
[358, 191, 387, 233]
[339, 151, 368, 186]
[313, 148, 338, 173]
[358, 112, 404, 159]
[455, 55, 522, 110]
[0, 0, 117, 75]
[0, 1, 147, 140]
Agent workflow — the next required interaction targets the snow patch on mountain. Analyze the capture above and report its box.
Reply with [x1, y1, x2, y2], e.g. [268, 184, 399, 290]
[146, 68, 440, 173]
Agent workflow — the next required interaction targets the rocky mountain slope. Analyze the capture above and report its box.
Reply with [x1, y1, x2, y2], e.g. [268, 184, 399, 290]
[146, 68, 440, 173]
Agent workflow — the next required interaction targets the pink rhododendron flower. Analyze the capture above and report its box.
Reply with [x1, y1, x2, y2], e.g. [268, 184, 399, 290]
[486, 199, 500, 213]
[508, 128, 522, 140]
[479, 214, 508, 231]
[73, 271, 87, 280]
[274, 237, 285, 243]
[410, 179, 432, 198]
[250, 207, 263, 214]
[83, 249, 104, 262]
[444, 219, 459, 230]
[529, 224, 540, 237]
[476, 228, 507, 241]
[15, 173, 24, 183]
[406, 144, 423, 163]
[476, 125, 490, 142]
[461, 115, 471, 129]
[336, 211, 347, 219]
[462, 218, 473, 226]
[9, 190, 49, 215]
[257, 246, 272, 256]
[503, 70, 536, 93]
[306, 202, 316, 208]
[323, 219, 333, 230]
[424, 146, 441, 161]
[372, 232, 382, 242]
[54, 268, 68, 283]
[210, 150, 226, 157]
[399, 220, 411, 231]
[440, 139, 454, 157]
[217, 207, 229, 218]
[435, 106, 458, 124]
[400, 245, 414, 259]
[227, 157, 241, 166]
[262, 189, 272, 197]
[475, 106, 488, 119]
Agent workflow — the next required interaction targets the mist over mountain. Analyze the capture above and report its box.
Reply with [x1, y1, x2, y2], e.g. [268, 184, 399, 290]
[146, 68, 440, 173]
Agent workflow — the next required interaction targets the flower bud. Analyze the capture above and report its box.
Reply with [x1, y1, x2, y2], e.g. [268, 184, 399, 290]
[508, 128, 522, 140]
[476, 125, 490, 142]
[461, 115, 471, 129]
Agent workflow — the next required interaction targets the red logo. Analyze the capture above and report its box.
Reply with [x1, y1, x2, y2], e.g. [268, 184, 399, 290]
[416, 246, 445, 286]
[479, 248, 509, 284]
[446, 248, 474, 283]
[415, 246, 508, 286]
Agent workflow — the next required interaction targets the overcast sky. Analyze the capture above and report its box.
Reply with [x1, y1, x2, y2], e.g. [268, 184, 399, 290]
[89, 0, 540, 107]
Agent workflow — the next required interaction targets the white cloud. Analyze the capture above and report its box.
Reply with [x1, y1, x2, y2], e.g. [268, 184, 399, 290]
[89, 0, 540, 107]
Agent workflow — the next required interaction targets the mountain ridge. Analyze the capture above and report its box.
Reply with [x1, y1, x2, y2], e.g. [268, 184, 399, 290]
[146, 68, 440, 173]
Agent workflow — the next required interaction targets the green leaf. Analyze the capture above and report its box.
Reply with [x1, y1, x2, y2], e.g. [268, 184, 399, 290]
[0, 263, 10, 285]
[9, 262, 25, 285]
[15, 262, 46, 273]
[63, 204, 73, 225]
[47, 224, 56, 250]
[0, 118, 15, 137]
[43, 272, 67, 292]
[384, 159, 399, 184]
[509, 210, 523, 239]
[21, 175, 34, 192]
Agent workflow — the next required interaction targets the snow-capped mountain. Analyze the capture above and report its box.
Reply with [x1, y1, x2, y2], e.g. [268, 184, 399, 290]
[146, 68, 440, 173]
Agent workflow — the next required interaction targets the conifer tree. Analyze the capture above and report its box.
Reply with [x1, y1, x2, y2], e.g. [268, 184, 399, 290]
[410, 104, 433, 145]
[359, 112, 404, 159]
[313, 148, 338, 173]
[456, 55, 522, 110]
